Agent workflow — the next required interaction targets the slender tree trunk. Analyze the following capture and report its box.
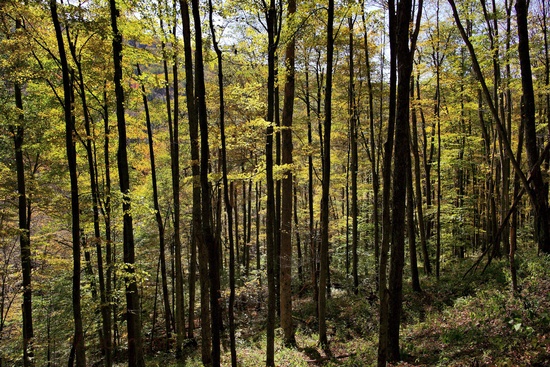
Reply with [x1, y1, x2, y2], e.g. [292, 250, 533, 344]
[294, 185, 303, 285]
[234, 183, 240, 268]
[108, 0, 145, 364]
[304, 61, 318, 316]
[246, 177, 253, 275]
[69, 33, 112, 365]
[256, 181, 262, 276]
[319, 0, 334, 352]
[349, 16, 360, 296]
[51, 5, 88, 366]
[280, 0, 296, 346]
[102, 80, 115, 358]
[361, 6, 380, 286]
[179, 0, 210, 358]
[137, 64, 172, 350]
[275, 68, 282, 319]
[435, 62, 442, 280]
[208, 1, 237, 363]
[158, 8, 186, 356]
[377, 0, 397, 361]
[12, 17, 33, 366]
[510, 116, 524, 294]
[410, 76, 431, 275]
[407, 149, 421, 292]
[265, 0, 278, 363]
[191, 0, 222, 364]
[502, 0, 513, 258]
[50, 4, 86, 366]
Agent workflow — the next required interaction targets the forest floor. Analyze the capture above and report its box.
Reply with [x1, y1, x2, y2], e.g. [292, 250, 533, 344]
[144, 248, 550, 366]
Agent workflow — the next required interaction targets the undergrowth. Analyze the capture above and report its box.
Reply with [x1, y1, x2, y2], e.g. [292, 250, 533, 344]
[138, 249, 550, 366]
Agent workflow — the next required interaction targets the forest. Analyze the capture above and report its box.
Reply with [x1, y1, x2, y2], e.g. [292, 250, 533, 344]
[1, 0, 550, 365]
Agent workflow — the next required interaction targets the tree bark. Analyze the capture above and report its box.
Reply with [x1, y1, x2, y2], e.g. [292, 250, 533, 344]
[208, 0, 237, 363]
[50, 2, 86, 365]
[410, 76, 431, 275]
[190, 0, 222, 364]
[516, 0, 550, 254]
[12, 18, 33, 366]
[265, 0, 278, 363]
[361, 6, 380, 286]
[137, 64, 172, 350]
[407, 149, 422, 292]
[69, 32, 112, 365]
[280, 0, 296, 347]
[387, 0, 419, 355]
[108, 0, 145, 364]
[349, 16, 359, 296]
[179, 0, 211, 359]
[319, 0, 334, 352]
[377, 0, 397, 361]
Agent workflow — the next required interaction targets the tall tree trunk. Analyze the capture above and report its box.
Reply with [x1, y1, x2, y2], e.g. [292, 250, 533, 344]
[377, 0, 397, 361]
[502, 0, 513, 258]
[265, 0, 278, 364]
[275, 67, 282, 319]
[168, 17, 186, 359]
[108, 0, 145, 364]
[319, 0, 334, 352]
[69, 33, 113, 365]
[435, 52, 442, 279]
[208, 1, 237, 363]
[178, 0, 211, 359]
[516, 0, 550, 254]
[256, 181, 262, 276]
[510, 116, 524, 294]
[381, 0, 422, 362]
[50, 3, 86, 365]
[410, 76, 431, 275]
[191, 0, 222, 364]
[349, 16, 360, 296]
[304, 61, 318, 316]
[12, 17, 33, 367]
[361, 6, 380, 285]
[387, 0, 420, 356]
[294, 185, 303, 285]
[137, 64, 172, 350]
[407, 149, 422, 292]
[280, 0, 296, 347]
[102, 80, 115, 358]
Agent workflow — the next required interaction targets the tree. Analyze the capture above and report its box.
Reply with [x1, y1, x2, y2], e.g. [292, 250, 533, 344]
[378, 0, 422, 362]
[280, 0, 297, 347]
[191, 0, 222, 363]
[265, 0, 279, 363]
[208, 0, 238, 363]
[66, 17, 113, 364]
[516, 0, 550, 254]
[178, 0, 211, 361]
[158, 2, 186, 356]
[10, 14, 34, 367]
[318, 0, 334, 352]
[50, 2, 86, 365]
[137, 64, 172, 351]
[49, 3, 86, 366]
[348, 15, 360, 296]
[108, 0, 145, 364]
[448, 0, 548, 259]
